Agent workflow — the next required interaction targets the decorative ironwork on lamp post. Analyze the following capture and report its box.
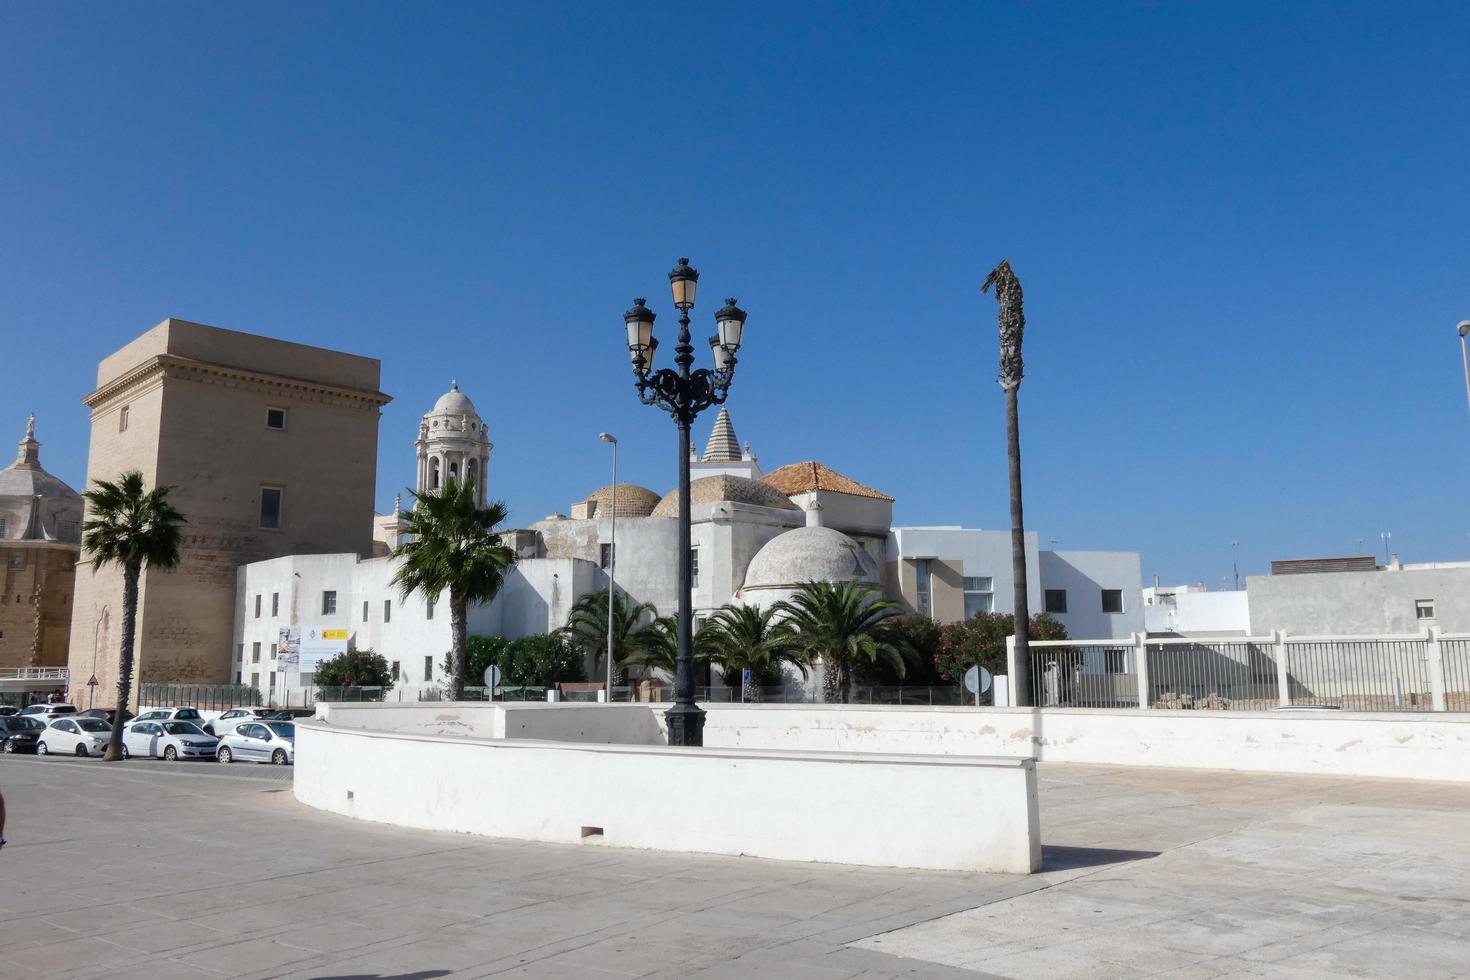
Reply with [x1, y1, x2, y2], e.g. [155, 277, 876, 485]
[624, 257, 747, 747]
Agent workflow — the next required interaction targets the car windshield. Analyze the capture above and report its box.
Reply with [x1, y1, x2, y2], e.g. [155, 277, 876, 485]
[4, 717, 45, 731]
[267, 723, 295, 739]
[52, 705, 77, 714]
[164, 722, 205, 736]
[76, 719, 112, 733]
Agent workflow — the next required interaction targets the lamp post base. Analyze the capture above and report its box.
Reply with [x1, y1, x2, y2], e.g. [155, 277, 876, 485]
[664, 701, 706, 747]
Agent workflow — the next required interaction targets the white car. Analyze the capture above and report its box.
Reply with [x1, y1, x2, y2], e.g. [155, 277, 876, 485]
[131, 706, 206, 726]
[216, 720, 295, 766]
[121, 719, 220, 761]
[203, 707, 273, 738]
[21, 703, 80, 723]
[38, 717, 113, 757]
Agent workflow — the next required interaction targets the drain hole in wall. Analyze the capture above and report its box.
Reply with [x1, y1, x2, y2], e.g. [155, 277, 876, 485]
[581, 826, 604, 839]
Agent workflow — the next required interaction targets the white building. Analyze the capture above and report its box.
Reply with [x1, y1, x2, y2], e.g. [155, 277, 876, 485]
[1142, 584, 1251, 636]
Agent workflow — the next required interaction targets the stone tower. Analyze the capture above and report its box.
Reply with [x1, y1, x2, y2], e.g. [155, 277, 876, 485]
[415, 382, 492, 505]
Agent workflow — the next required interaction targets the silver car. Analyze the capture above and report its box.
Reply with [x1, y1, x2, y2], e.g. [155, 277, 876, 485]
[121, 720, 220, 761]
[216, 721, 295, 765]
[204, 707, 273, 738]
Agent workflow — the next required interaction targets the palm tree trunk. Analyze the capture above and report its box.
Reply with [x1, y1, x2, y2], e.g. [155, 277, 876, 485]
[821, 659, 841, 704]
[449, 588, 467, 701]
[103, 559, 141, 762]
[1006, 385, 1033, 707]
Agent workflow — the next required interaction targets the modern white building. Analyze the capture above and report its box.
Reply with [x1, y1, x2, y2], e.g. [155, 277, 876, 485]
[232, 386, 1147, 694]
[1142, 583, 1251, 636]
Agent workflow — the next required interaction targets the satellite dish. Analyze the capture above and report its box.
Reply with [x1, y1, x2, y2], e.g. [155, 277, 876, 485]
[482, 665, 501, 689]
[963, 666, 993, 695]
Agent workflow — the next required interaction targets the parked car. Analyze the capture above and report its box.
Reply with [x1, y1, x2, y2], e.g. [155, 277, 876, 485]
[78, 708, 132, 726]
[121, 720, 219, 761]
[0, 715, 46, 753]
[130, 707, 205, 725]
[203, 707, 273, 738]
[216, 721, 295, 765]
[38, 717, 113, 756]
[0, 705, 20, 716]
[20, 703, 79, 722]
[261, 708, 314, 720]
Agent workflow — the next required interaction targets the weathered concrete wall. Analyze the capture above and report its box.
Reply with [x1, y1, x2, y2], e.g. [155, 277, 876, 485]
[0, 542, 77, 673]
[1248, 565, 1470, 635]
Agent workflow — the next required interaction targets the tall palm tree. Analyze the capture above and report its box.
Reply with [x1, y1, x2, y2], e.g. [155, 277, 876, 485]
[775, 581, 908, 703]
[392, 479, 516, 700]
[701, 603, 807, 702]
[617, 614, 685, 680]
[81, 471, 185, 762]
[560, 590, 658, 685]
[983, 259, 1033, 707]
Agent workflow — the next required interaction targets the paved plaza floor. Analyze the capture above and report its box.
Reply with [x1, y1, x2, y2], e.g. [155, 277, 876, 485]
[1, 755, 1467, 979]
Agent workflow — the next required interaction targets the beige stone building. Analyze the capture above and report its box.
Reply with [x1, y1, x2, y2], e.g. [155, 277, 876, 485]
[66, 318, 390, 707]
[1, 416, 83, 705]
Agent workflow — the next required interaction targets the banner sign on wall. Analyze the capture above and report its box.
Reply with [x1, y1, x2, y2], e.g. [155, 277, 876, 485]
[277, 626, 301, 671]
[298, 626, 349, 672]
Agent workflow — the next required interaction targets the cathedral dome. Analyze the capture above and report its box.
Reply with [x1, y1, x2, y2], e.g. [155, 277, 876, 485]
[0, 416, 83, 542]
[431, 382, 478, 418]
[581, 483, 660, 518]
[651, 475, 798, 518]
[740, 526, 879, 595]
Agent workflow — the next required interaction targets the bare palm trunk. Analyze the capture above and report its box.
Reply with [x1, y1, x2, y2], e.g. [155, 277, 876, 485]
[821, 659, 841, 704]
[103, 559, 141, 761]
[1006, 385, 1032, 707]
[449, 589, 467, 700]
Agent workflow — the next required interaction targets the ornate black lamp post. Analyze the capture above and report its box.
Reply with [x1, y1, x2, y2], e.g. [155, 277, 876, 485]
[624, 258, 747, 746]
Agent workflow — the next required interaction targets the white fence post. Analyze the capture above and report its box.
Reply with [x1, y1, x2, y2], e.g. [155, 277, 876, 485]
[1005, 634, 1018, 707]
[1133, 632, 1150, 709]
[1273, 629, 1290, 707]
[1425, 627, 1447, 712]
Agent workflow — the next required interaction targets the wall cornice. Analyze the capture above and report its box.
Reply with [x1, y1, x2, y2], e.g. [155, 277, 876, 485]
[83, 354, 393, 413]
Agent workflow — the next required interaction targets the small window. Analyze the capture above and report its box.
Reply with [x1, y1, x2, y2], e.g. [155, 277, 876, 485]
[271, 592, 279, 617]
[384, 599, 392, 623]
[236, 643, 244, 664]
[363, 600, 369, 622]
[270, 643, 278, 660]
[1101, 589, 1124, 614]
[322, 591, 337, 615]
[268, 672, 276, 689]
[118, 405, 129, 432]
[391, 661, 401, 681]
[964, 593, 993, 618]
[915, 559, 931, 616]
[426, 600, 434, 621]
[600, 543, 615, 570]
[259, 487, 283, 530]
[251, 642, 261, 663]
[266, 408, 287, 430]
[423, 655, 433, 681]
[254, 594, 262, 619]
[1045, 589, 1068, 614]
[963, 576, 993, 592]
[690, 547, 700, 589]
[251, 672, 260, 689]
[1416, 599, 1436, 620]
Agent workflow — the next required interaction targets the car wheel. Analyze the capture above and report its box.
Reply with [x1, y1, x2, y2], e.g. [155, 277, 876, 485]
[271, 749, 289, 766]
[121, 744, 130, 759]
[2, 740, 13, 753]
[75, 743, 89, 757]
[164, 745, 178, 762]
[218, 746, 233, 764]
[37, 741, 48, 755]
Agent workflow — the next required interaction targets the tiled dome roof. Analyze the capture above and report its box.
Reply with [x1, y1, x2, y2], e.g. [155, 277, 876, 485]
[582, 483, 661, 518]
[651, 475, 798, 518]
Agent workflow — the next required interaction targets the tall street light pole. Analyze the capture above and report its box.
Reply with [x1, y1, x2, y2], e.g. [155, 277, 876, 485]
[624, 258, 747, 747]
[599, 432, 618, 700]
[1380, 531, 1392, 566]
[1231, 540, 1241, 591]
[1458, 321, 1470, 419]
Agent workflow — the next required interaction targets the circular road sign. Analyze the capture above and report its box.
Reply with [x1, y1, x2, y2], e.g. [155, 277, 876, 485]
[963, 666, 993, 695]
[482, 665, 501, 689]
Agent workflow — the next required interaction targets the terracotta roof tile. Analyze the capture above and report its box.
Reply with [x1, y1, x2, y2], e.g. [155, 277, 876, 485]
[761, 461, 894, 502]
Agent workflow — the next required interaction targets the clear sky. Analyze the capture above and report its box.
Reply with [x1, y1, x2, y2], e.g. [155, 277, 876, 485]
[3, 2, 1468, 587]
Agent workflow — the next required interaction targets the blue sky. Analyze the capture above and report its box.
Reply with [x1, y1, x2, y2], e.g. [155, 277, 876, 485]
[3, 2, 1468, 587]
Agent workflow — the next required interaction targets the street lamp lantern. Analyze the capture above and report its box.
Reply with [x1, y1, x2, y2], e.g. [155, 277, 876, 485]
[669, 257, 699, 310]
[626, 257, 747, 747]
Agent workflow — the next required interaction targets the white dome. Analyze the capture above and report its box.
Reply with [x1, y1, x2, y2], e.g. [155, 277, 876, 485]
[431, 383, 478, 417]
[741, 526, 879, 594]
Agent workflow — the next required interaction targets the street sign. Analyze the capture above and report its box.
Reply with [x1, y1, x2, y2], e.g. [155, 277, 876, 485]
[86, 675, 98, 687]
[963, 666, 993, 695]
[482, 665, 501, 689]
[741, 669, 753, 684]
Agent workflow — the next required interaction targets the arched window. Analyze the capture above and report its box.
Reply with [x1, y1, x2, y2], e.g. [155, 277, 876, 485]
[449, 461, 459, 482]
[466, 458, 478, 489]
[430, 457, 441, 489]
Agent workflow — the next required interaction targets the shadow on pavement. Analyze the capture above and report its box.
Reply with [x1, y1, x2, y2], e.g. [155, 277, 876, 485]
[1041, 844, 1160, 871]
[308, 973, 451, 980]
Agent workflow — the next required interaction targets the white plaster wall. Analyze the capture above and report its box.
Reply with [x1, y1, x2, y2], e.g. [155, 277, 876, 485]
[1144, 591, 1251, 635]
[887, 527, 1042, 621]
[1039, 550, 1144, 640]
[293, 719, 1041, 873]
[698, 704, 1470, 783]
[1247, 566, 1470, 635]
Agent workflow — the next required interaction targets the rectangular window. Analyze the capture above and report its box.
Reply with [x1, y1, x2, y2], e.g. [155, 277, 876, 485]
[254, 594, 262, 618]
[235, 671, 242, 684]
[964, 593, 994, 618]
[1416, 599, 1436, 620]
[1105, 649, 1127, 674]
[269, 671, 276, 689]
[690, 548, 700, 589]
[236, 643, 243, 665]
[259, 487, 283, 530]
[424, 655, 433, 681]
[963, 576, 993, 592]
[915, 559, 931, 616]
[270, 643, 277, 660]
[118, 405, 129, 432]
[251, 642, 261, 663]
[1045, 589, 1068, 614]
[271, 593, 279, 617]
[600, 543, 615, 570]
[426, 600, 434, 620]
[266, 407, 287, 430]
[391, 661, 401, 682]
[363, 600, 369, 622]
[322, 591, 337, 615]
[384, 599, 392, 623]
[1101, 589, 1124, 614]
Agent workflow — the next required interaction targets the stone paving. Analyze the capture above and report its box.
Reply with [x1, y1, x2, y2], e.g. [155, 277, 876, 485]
[1, 754, 1467, 978]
